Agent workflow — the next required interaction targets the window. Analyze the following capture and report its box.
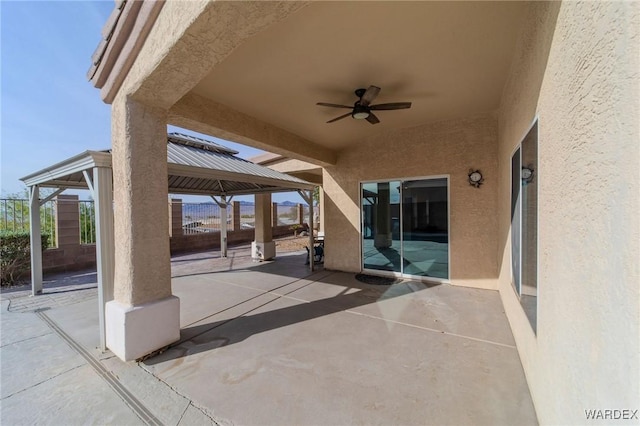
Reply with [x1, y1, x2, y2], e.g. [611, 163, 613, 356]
[511, 120, 538, 332]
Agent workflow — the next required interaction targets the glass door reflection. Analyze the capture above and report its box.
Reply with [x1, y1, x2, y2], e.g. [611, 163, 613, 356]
[361, 181, 402, 273]
[362, 178, 449, 280]
[402, 179, 449, 278]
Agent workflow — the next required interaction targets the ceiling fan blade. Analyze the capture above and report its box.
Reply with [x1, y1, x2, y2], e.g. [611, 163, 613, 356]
[366, 112, 380, 125]
[316, 102, 352, 109]
[369, 102, 412, 110]
[327, 112, 352, 123]
[359, 85, 381, 106]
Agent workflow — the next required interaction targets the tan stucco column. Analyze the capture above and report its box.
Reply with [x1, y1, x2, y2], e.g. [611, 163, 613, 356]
[232, 201, 241, 231]
[252, 193, 275, 260]
[105, 96, 179, 361]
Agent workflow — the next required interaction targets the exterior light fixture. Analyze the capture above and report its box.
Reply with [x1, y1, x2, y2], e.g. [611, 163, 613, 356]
[522, 166, 535, 184]
[468, 169, 484, 188]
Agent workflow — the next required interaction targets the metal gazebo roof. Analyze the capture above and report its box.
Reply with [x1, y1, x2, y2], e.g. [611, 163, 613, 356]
[21, 132, 318, 351]
[20, 132, 315, 194]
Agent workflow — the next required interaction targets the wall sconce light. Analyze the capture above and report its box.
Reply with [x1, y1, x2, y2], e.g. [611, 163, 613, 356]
[522, 166, 535, 184]
[468, 169, 484, 188]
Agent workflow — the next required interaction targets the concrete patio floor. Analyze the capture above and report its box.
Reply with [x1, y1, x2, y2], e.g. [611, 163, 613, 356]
[1, 244, 537, 425]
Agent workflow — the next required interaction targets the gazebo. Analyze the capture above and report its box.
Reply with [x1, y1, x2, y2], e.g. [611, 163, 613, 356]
[20, 132, 316, 350]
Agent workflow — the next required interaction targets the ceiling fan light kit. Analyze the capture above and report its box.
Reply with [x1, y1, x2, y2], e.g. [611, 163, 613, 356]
[317, 85, 412, 125]
[352, 106, 370, 120]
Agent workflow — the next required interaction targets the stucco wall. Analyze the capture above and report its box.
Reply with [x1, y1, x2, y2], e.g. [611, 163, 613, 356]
[498, 1, 639, 423]
[170, 226, 293, 254]
[323, 113, 499, 289]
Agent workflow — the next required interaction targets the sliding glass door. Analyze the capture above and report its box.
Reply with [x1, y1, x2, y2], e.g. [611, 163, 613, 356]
[361, 177, 449, 280]
[362, 181, 402, 273]
[401, 179, 449, 278]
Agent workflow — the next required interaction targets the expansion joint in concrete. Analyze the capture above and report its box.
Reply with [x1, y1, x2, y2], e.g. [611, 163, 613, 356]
[0, 364, 85, 401]
[136, 362, 224, 425]
[35, 311, 163, 425]
[0, 330, 54, 349]
[177, 402, 190, 425]
[346, 310, 518, 349]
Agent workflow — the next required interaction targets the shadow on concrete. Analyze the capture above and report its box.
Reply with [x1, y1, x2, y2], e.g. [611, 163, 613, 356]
[144, 277, 438, 366]
[1, 271, 98, 295]
[171, 255, 222, 263]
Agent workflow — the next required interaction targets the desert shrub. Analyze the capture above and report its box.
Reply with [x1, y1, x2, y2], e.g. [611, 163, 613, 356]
[0, 231, 50, 286]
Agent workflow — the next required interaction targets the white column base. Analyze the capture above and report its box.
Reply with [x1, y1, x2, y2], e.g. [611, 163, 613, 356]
[252, 241, 276, 261]
[106, 296, 180, 361]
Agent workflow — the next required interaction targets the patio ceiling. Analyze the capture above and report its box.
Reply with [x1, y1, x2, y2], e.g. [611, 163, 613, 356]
[88, 1, 530, 167]
[185, 1, 529, 152]
[20, 133, 314, 195]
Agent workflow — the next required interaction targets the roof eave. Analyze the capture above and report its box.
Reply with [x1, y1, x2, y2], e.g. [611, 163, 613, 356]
[167, 163, 315, 192]
[20, 151, 112, 188]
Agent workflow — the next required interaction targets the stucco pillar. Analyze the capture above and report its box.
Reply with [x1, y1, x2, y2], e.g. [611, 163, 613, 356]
[232, 201, 241, 231]
[252, 193, 275, 260]
[272, 202, 279, 227]
[374, 183, 392, 248]
[170, 198, 183, 238]
[105, 96, 179, 361]
[55, 195, 80, 248]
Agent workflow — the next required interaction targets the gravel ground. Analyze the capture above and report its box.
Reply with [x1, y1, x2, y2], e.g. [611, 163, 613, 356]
[274, 235, 311, 252]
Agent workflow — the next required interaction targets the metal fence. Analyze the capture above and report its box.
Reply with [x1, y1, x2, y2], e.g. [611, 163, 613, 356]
[239, 204, 255, 229]
[181, 202, 313, 232]
[301, 205, 320, 226]
[0, 198, 57, 247]
[79, 200, 96, 244]
[276, 204, 299, 226]
[180, 202, 232, 235]
[0, 198, 98, 247]
[1, 198, 317, 246]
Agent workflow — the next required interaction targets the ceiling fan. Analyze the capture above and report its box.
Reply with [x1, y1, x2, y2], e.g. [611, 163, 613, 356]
[316, 85, 412, 124]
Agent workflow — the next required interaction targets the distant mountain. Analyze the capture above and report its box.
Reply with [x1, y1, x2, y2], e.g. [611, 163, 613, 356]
[181, 201, 302, 218]
[235, 200, 300, 206]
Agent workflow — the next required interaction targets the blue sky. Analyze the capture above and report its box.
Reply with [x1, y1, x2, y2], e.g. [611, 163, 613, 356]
[1, 1, 301, 203]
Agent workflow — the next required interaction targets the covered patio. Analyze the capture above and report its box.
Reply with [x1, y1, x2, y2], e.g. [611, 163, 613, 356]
[6, 0, 636, 422]
[20, 132, 317, 356]
[4, 242, 536, 425]
[153, 251, 535, 425]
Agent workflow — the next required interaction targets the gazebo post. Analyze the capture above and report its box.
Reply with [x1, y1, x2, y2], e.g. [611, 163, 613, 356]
[28, 185, 43, 296]
[298, 189, 316, 271]
[19, 132, 315, 360]
[308, 189, 315, 271]
[88, 167, 115, 351]
[212, 195, 231, 258]
[220, 195, 227, 257]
